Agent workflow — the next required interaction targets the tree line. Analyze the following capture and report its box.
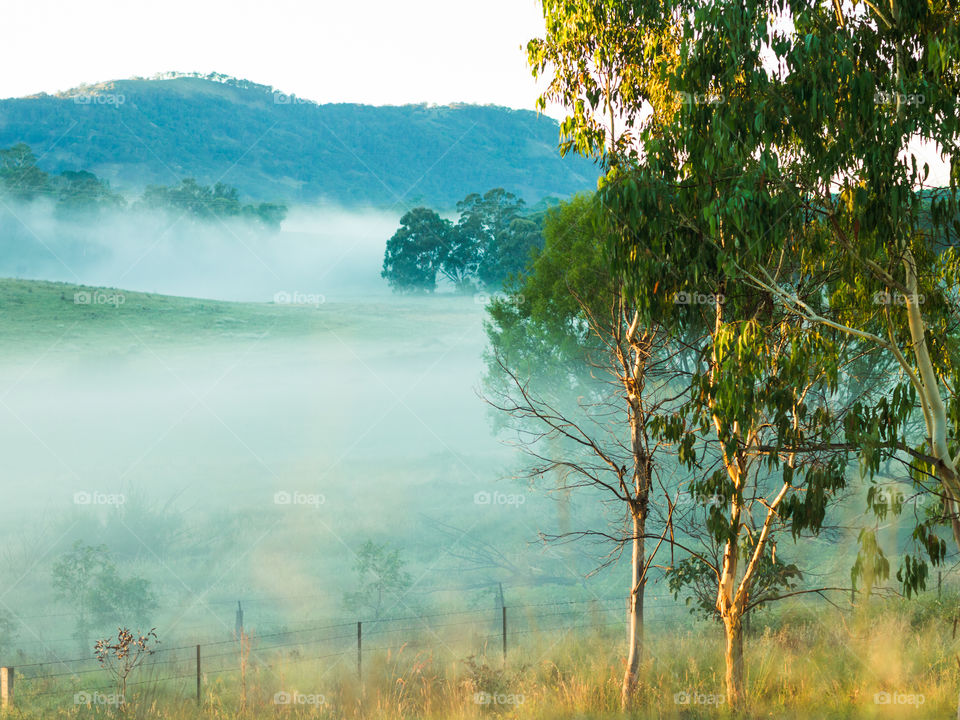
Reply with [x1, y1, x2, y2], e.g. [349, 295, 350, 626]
[480, 0, 960, 714]
[0, 142, 287, 228]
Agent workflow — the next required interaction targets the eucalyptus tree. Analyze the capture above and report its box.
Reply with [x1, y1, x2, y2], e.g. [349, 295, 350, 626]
[722, 1, 960, 585]
[456, 189, 539, 287]
[582, 0, 960, 592]
[528, 0, 887, 709]
[484, 194, 693, 708]
[381, 207, 455, 292]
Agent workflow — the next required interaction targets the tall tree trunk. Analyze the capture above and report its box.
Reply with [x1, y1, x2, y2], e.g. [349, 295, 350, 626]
[717, 520, 744, 711]
[621, 510, 645, 709]
[722, 611, 744, 709]
[620, 392, 649, 710]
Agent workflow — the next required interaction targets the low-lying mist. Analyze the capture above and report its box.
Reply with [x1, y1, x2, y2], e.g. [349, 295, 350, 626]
[0, 200, 400, 302]
[0, 204, 619, 661]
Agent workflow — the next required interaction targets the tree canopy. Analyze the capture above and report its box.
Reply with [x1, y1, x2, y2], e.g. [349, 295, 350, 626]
[382, 188, 546, 293]
[0, 143, 287, 229]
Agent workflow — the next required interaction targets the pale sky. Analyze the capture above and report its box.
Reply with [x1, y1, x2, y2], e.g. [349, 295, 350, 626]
[2, 0, 552, 111]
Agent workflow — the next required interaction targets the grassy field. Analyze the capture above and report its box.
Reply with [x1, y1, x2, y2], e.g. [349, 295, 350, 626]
[0, 278, 612, 662]
[7, 595, 960, 719]
[0, 278, 477, 352]
[1, 278, 955, 719]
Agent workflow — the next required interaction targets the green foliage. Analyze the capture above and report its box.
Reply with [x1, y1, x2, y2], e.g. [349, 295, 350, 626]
[381, 207, 455, 292]
[851, 529, 891, 597]
[456, 189, 542, 288]
[667, 551, 801, 621]
[482, 193, 624, 445]
[486, 194, 608, 363]
[534, 0, 960, 603]
[383, 189, 546, 292]
[343, 540, 413, 620]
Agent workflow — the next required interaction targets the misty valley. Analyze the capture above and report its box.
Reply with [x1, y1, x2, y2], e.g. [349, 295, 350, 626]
[2, 6, 960, 717]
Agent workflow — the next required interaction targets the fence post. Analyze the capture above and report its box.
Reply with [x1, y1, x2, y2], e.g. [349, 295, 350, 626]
[1, 666, 12, 710]
[357, 621, 362, 681]
[501, 606, 507, 666]
[195, 645, 201, 706]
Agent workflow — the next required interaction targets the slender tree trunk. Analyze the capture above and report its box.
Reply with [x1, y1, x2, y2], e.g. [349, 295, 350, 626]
[717, 519, 744, 711]
[722, 611, 744, 709]
[620, 387, 650, 708]
[621, 510, 645, 709]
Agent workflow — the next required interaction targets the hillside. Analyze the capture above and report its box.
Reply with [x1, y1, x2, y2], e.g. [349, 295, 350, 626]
[0, 73, 598, 207]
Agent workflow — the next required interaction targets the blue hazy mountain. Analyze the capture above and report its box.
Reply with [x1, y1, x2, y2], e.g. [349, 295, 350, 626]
[0, 73, 598, 207]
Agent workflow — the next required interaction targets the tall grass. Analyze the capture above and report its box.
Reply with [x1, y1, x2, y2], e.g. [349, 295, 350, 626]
[10, 595, 959, 719]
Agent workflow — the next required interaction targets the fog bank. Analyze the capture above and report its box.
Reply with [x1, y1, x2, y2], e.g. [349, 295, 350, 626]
[0, 202, 400, 302]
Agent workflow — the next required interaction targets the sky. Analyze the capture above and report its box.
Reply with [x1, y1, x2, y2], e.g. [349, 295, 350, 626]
[2, 0, 551, 112]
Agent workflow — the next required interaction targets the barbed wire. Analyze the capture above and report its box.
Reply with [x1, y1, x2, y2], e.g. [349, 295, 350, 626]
[10, 596, 688, 685]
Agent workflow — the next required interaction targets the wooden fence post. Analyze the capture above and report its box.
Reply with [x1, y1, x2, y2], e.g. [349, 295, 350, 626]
[195, 645, 201, 706]
[1, 666, 13, 710]
[501, 606, 507, 666]
[357, 621, 362, 681]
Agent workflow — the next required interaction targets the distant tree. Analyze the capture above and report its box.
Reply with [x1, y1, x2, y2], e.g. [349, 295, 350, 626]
[140, 178, 212, 215]
[382, 190, 544, 293]
[0, 143, 50, 200]
[91, 567, 159, 627]
[52, 541, 157, 652]
[381, 207, 453, 292]
[51, 170, 125, 215]
[343, 540, 412, 619]
[138, 178, 286, 229]
[247, 201, 287, 229]
[0, 610, 19, 657]
[52, 542, 113, 650]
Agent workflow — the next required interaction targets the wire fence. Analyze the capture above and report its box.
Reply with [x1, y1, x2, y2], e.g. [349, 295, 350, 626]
[2, 596, 692, 711]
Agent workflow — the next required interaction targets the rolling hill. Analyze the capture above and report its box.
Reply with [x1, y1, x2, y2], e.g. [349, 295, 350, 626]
[0, 73, 598, 207]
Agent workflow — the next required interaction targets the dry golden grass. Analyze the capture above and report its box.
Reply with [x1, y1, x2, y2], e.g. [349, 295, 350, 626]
[11, 594, 960, 719]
